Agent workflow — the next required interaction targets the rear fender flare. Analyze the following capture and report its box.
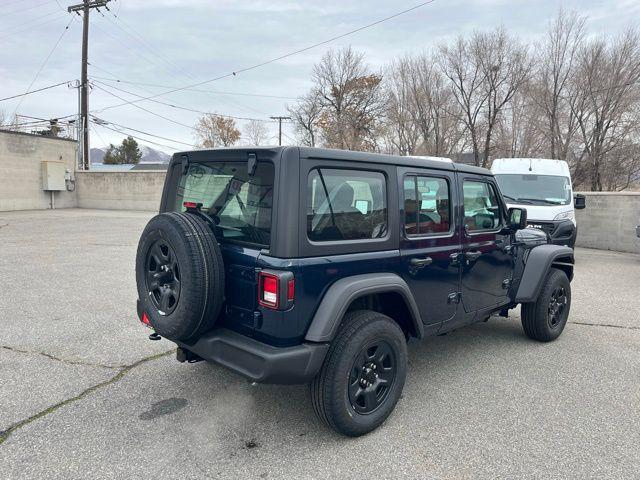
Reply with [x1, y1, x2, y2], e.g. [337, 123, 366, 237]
[304, 273, 423, 342]
[515, 244, 574, 303]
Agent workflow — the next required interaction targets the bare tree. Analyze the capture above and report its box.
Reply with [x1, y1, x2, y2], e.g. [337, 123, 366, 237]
[571, 29, 640, 190]
[439, 29, 531, 166]
[385, 57, 422, 155]
[535, 8, 586, 160]
[288, 90, 323, 147]
[311, 47, 388, 151]
[243, 119, 270, 146]
[194, 114, 241, 148]
[438, 36, 488, 165]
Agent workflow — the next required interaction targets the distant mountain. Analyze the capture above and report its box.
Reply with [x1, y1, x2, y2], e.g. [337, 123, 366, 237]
[90, 145, 171, 164]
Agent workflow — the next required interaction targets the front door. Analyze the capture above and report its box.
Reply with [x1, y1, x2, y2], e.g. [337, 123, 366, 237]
[458, 177, 513, 313]
[398, 168, 462, 333]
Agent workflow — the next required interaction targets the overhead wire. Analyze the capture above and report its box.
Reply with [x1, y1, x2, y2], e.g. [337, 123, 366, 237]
[90, 74, 297, 100]
[94, 1, 437, 110]
[91, 115, 195, 147]
[0, 81, 72, 102]
[92, 9, 269, 118]
[11, 17, 75, 118]
[92, 80, 280, 123]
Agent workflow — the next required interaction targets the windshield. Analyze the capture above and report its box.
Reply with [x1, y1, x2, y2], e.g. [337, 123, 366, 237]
[494, 174, 571, 206]
[173, 161, 274, 246]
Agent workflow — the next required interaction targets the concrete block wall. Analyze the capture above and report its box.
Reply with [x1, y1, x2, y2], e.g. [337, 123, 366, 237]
[0, 130, 78, 211]
[575, 192, 640, 254]
[75, 171, 166, 211]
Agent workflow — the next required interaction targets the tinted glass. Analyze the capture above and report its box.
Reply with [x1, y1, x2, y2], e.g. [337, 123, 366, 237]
[404, 176, 451, 235]
[307, 168, 387, 242]
[174, 161, 274, 246]
[463, 181, 501, 231]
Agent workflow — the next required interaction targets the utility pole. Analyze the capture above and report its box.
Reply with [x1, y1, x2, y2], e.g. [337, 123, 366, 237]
[68, 0, 110, 170]
[270, 116, 291, 146]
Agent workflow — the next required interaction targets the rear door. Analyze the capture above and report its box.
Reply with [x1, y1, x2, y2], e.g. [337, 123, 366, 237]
[169, 157, 276, 336]
[398, 167, 462, 332]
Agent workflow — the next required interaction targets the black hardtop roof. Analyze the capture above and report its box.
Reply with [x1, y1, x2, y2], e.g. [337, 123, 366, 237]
[171, 146, 492, 176]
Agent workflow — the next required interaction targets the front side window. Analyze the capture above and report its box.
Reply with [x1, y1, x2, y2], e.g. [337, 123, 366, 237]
[404, 176, 451, 236]
[174, 161, 274, 246]
[463, 180, 501, 231]
[307, 168, 387, 242]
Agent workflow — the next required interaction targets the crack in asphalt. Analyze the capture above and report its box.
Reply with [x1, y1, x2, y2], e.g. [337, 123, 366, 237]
[569, 321, 639, 330]
[0, 345, 124, 369]
[0, 349, 174, 446]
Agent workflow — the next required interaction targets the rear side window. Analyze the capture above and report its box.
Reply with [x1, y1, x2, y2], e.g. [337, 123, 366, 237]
[174, 161, 274, 246]
[404, 176, 451, 236]
[307, 168, 387, 242]
[463, 180, 501, 232]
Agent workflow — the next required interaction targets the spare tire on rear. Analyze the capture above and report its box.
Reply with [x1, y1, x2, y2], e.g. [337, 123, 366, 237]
[135, 212, 225, 341]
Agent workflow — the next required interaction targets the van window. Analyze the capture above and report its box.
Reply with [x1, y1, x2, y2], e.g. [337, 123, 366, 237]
[307, 169, 387, 242]
[174, 161, 274, 246]
[463, 181, 501, 231]
[404, 176, 451, 235]
[494, 174, 571, 205]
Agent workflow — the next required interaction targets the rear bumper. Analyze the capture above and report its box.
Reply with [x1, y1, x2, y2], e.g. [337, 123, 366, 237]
[175, 328, 329, 385]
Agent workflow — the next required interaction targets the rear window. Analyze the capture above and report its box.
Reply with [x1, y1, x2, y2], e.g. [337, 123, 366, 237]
[173, 161, 274, 246]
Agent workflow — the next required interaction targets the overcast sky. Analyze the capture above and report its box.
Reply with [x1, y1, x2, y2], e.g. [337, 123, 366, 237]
[1, 0, 638, 152]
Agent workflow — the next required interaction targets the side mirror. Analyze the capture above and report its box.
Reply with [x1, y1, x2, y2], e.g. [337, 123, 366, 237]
[574, 194, 586, 210]
[508, 207, 527, 231]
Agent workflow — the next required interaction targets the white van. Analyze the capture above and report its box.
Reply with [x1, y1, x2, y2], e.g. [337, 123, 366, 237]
[491, 158, 585, 247]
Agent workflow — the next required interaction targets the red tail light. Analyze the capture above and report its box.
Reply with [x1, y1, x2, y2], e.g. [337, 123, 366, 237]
[258, 271, 295, 310]
[141, 312, 150, 326]
[260, 274, 279, 308]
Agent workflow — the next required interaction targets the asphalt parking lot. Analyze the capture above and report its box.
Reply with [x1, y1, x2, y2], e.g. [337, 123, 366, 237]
[1, 209, 639, 479]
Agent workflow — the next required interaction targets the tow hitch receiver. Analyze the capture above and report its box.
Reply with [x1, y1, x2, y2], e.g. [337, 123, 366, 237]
[176, 347, 203, 363]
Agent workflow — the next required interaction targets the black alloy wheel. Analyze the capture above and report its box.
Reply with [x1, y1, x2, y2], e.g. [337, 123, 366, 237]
[547, 286, 567, 329]
[146, 239, 181, 315]
[348, 340, 397, 414]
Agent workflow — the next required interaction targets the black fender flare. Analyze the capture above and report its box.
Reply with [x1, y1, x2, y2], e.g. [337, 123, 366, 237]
[304, 273, 423, 342]
[515, 244, 574, 303]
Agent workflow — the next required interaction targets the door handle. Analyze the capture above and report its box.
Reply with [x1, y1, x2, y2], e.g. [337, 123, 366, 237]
[465, 251, 482, 261]
[449, 252, 461, 266]
[410, 257, 432, 268]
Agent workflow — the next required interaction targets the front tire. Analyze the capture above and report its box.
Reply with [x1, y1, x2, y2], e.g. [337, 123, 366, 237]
[521, 268, 571, 342]
[310, 310, 407, 437]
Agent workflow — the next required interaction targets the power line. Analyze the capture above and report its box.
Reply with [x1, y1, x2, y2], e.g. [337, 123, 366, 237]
[2, 1, 52, 17]
[94, 122, 183, 151]
[91, 115, 194, 147]
[91, 82, 198, 131]
[0, 81, 72, 102]
[91, 74, 298, 99]
[0, 10, 63, 38]
[95, 1, 437, 110]
[11, 17, 74, 118]
[92, 80, 280, 123]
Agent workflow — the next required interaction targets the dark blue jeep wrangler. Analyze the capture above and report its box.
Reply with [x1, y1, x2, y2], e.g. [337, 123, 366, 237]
[135, 147, 574, 436]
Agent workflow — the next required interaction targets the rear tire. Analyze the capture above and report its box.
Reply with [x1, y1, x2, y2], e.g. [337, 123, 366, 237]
[310, 310, 407, 437]
[521, 268, 571, 342]
[136, 212, 225, 341]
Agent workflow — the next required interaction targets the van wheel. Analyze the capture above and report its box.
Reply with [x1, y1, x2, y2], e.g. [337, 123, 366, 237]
[310, 310, 407, 437]
[521, 268, 571, 342]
